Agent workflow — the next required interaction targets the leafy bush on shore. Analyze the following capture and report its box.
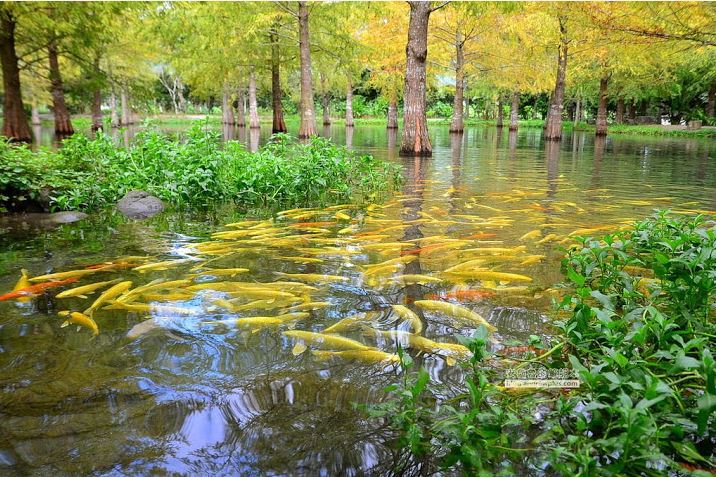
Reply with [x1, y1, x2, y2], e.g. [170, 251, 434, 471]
[0, 127, 401, 213]
[373, 212, 715, 476]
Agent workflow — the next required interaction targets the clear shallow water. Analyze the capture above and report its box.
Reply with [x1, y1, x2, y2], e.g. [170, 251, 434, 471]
[2, 124, 716, 475]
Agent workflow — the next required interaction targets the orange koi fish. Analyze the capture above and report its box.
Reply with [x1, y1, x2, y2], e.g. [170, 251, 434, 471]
[0, 277, 80, 301]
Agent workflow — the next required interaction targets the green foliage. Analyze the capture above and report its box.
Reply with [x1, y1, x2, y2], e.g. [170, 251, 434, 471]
[228, 133, 401, 206]
[373, 212, 715, 475]
[0, 140, 65, 212]
[0, 127, 401, 213]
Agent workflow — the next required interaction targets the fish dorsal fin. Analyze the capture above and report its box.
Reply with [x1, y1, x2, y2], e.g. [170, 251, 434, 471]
[292, 342, 307, 356]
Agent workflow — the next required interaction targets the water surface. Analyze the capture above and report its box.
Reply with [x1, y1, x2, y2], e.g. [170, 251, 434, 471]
[2, 124, 716, 475]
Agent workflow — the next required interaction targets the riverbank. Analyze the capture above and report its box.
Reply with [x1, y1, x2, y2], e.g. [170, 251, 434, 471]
[58, 114, 716, 139]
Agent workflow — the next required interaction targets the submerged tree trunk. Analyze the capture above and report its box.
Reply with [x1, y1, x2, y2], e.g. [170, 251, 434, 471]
[48, 41, 74, 136]
[707, 81, 716, 119]
[110, 91, 120, 127]
[449, 32, 464, 133]
[121, 88, 131, 126]
[248, 68, 260, 129]
[236, 89, 246, 127]
[509, 91, 519, 131]
[387, 95, 398, 129]
[496, 96, 504, 128]
[544, 18, 568, 141]
[400, 1, 432, 156]
[615, 96, 625, 124]
[320, 72, 330, 126]
[345, 80, 354, 127]
[595, 74, 609, 136]
[298, 1, 316, 138]
[270, 27, 287, 133]
[0, 11, 32, 141]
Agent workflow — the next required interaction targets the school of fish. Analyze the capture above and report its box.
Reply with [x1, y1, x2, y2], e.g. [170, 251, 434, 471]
[0, 187, 680, 367]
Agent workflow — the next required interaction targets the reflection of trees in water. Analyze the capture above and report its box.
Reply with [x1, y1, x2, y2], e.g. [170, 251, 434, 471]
[590, 135, 606, 191]
[175, 369, 398, 476]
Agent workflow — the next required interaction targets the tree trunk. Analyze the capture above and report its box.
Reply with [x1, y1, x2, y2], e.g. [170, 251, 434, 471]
[400, 1, 432, 156]
[595, 74, 609, 136]
[90, 56, 102, 132]
[574, 97, 581, 126]
[48, 41, 73, 136]
[707, 81, 716, 118]
[31, 104, 40, 126]
[248, 68, 260, 129]
[236, 89, 246, 127]
[110, 91, 120, 127]
[544, 18, 568, 141]
[615, 96, 625, 124]
[270, 27, 287, 133]
[464, 81, 469, 119]
[91, 90, 102, 132]
[319, 72, 330, 126]
[345, 80, 354, 127]
[0, 11, 32, 141]
[177, 77, 186, 113]
[496, 96, 504, 128]
[121, 89, 130, 126]
[449, 32, 464, 133]
[387, 94, 398, 129]
[628, 100, 636, 122]
[298, 1, 316, 138]
[222, 87, 235, 125]
[509, 91, 519, 131]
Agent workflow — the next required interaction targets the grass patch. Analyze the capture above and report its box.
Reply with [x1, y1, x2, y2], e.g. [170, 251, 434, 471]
[0, 126, 401, 213]
[371, 212, 716, 475]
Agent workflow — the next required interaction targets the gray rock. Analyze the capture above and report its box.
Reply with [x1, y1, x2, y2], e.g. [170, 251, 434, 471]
[117, 190, 165, 219]
[46, 211, 88, 224]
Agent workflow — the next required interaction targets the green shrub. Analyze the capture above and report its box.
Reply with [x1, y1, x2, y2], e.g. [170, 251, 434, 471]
[0, 127, 401, 212]
[0, 140, 65, 212]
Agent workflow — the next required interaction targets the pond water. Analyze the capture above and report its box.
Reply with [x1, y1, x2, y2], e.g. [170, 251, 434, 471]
[2, 123, 716, 475]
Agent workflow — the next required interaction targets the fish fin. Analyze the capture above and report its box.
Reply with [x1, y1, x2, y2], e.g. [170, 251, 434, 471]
[60, 320, 70, 328]
[446, 357, 457, 366]
[292, 342, 307, 356]
[77, 295, 88, 299]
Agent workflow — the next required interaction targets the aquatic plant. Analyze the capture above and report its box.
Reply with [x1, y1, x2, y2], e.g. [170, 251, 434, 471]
[373, 212, 716, 475]
[0, 127, 401, 213]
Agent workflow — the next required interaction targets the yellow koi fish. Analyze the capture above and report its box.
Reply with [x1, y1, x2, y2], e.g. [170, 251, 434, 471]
[446, 270, 532, 283]
[390, 274, 442, 285]
[12, 269, 32, 303]
[56, 279, 123, 299]
[192, 268, 249, 277]
[59, 311, 99, 336]
[283, 330, 373, 355]
[117, 279, 191, 303]
[132, 258, 192, 273]
[519, 230, 542, 241]
[104, 302, 200, 316]
[413, 300, 497, 332]
[391, 305, 423, 334]
[83, 281, 133, 316]
[30, 267, 110, 283]
[274, 272, 349, 283]
[366, 329, 470, 365]
[322, 312, 384, 333]
[311, 349, 399, 364]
